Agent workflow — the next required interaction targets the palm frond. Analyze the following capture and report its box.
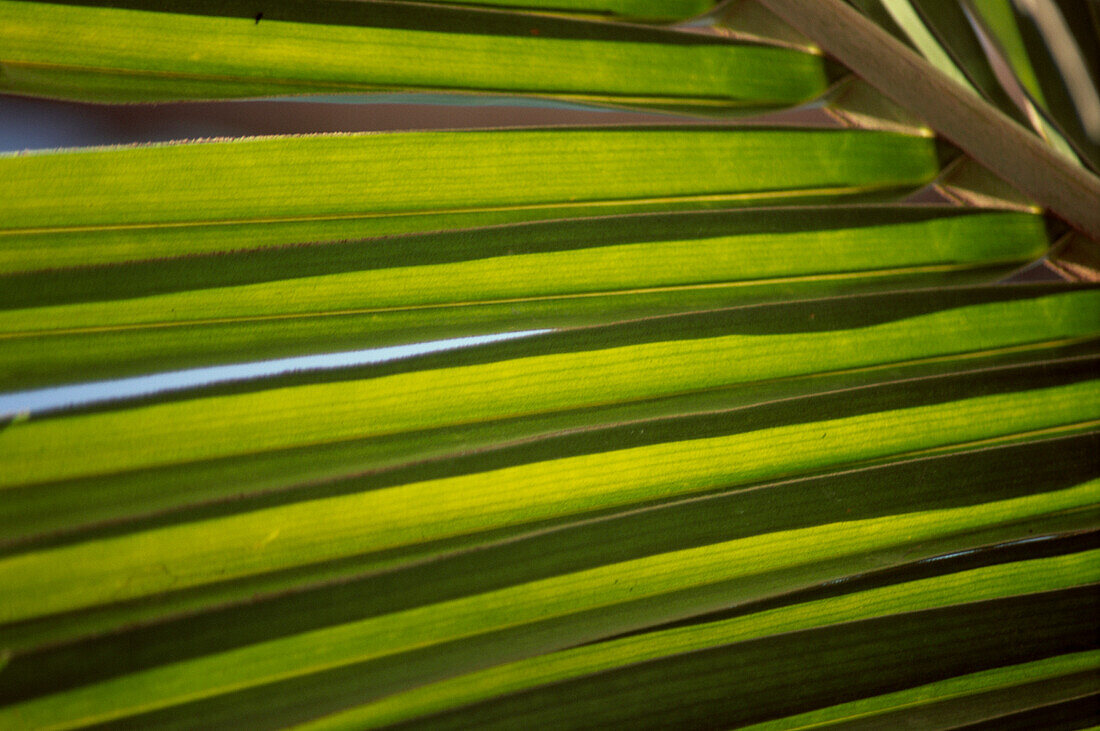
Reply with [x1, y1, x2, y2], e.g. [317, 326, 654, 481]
[0, 1, 1097, 728]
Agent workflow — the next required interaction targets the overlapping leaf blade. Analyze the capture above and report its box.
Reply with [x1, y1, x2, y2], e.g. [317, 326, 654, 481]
[1, 461, 1097, 728]
[0, 0, 819, 106]
[294, 555, 1100, 730]
[1, 0, 1098, 728]
[966, 0, 1100, 172]
[367, 586, 1098, 730]
[0, 206, 1046, 390]
[0, 127, 939, 270]
[2, 284, 1098, 727]
[5, 287, 1096, 488]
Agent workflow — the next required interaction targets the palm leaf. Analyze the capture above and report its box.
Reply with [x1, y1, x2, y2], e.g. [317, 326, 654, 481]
[0, 0, 1098, 728]
[0, 0, 820, 106]
[0, 127, 938, 265]
[0, 207, 1046, 389]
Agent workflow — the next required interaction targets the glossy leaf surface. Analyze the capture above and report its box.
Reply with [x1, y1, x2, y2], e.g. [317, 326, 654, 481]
[0, 0, 819, 104]
[0, 127, 938, 270]
[1, 0, 1099, 728]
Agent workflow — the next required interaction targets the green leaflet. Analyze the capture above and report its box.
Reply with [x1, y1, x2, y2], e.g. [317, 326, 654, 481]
[0, 0, 820, 104]
[3, 432, 1094, 690]
[2, 378, 1097, 622]
[968, 0, 1047, 105]
[0, 210, 1045, 332]
[292, 551, 1100, 730]
[2, 289, 1097, 486]
[379, 586, 1098, 729]
[0, 188, 916, 279]
[8, 206, 1015, 307]
[5, 338, 1092, 549]
[0, 263, 1025, 392]
[0, 482, 1096, 730]
[743, 653, 1100, 729]
[0, 207, 1046, 392]
[0, 3, 1096, 728]
[0, 128, 937, 270]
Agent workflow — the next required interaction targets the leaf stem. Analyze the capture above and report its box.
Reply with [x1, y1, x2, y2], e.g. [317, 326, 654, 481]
[757, 0, 1100, 240]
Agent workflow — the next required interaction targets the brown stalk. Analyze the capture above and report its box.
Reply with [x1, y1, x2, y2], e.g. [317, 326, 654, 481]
[757, 0, 1100, 240]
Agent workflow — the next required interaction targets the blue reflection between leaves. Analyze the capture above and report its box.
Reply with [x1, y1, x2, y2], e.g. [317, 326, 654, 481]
[0, 329, 551, 417]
